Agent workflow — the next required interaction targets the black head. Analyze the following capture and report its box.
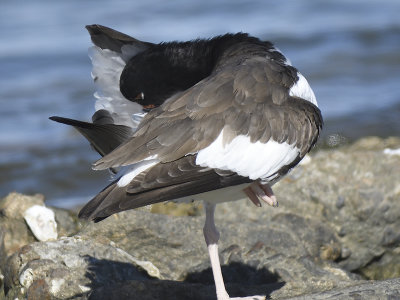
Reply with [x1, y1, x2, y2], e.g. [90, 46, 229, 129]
[119, 33, 274, 109]
[119, 41, 215, 109]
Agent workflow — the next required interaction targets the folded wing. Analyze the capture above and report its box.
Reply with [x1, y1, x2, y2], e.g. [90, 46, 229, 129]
[93, 56, 322, 171]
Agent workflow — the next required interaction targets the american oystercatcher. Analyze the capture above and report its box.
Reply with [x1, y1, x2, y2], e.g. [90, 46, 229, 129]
[51, 25, 322, 300]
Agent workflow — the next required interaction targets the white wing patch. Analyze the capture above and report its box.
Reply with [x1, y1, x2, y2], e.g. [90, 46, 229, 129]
[89, 46, 143, 128]
[117, 159, 158, 187]
[196, 128, 300, 181]
[289, 72, 318, 106]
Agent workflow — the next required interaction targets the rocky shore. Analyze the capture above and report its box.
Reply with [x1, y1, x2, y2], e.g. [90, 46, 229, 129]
[1, 137, 400, 300]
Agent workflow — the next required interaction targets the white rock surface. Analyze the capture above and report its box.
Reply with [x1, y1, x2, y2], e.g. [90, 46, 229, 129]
[19, 268, 34, 288]
[24, 205, 58, 241]
[383, 147, 400, 156]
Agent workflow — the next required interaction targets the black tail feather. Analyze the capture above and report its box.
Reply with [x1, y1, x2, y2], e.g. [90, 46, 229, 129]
[49, 116, 133, 157]
[85, 24, 153, 54]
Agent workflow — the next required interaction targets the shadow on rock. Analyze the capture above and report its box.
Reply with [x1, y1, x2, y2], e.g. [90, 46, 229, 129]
[185, 262, 285, 298]
[186, 261, 281, 285]
[87, 260, 284, 300]
[84, 255, 154, 289]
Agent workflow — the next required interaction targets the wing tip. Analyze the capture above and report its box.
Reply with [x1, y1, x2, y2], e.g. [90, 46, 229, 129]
[49, 116, 94, 129]
[78, 209, 108, 223]
[49, 116, 81, 126]
[85, 24, 153, 52]
[78, 179, 119, 221]
[49, 116, 63, 123]
[92, 158, 108, 170]
[85, 24, 107, 36]
[91, 162, 103, 171]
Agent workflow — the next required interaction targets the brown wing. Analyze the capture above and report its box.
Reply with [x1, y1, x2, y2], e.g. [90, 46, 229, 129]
[93, 56, 322, 170]
[79, 155, 251, 221]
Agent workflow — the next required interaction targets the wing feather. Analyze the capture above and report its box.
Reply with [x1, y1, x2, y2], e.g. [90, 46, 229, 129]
[93, 56, 322, 171]
[80, 155, 251, 221]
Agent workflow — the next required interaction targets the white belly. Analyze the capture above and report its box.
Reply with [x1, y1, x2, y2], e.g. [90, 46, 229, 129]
[174, 183, 250, 204]
[196, 128, 300, 181]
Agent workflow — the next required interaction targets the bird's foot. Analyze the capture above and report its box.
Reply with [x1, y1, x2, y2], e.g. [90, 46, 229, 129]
[221, 296, 265, 300]
[243, 181, 278, 207]
[215, 285, 265, 300]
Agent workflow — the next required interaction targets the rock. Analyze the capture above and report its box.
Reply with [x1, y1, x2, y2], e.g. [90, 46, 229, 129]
[0, 193, 83, 291]
[80, 209, 355, 288]
[0, 193, 45, 219]
[1, 137, 400, 299]
[51, 206, 84, 237]
[89, 280, 282, 300]
[0, 193, 43, 269]
[268, 136, 400, 279]
[24, 205, 58, 241]
[287, 277, 400, 300]
[89, 277, 400, 300]
[3, 237, 154, 299]
[3, 209, 356, 299]
[0, 269, 4, 300]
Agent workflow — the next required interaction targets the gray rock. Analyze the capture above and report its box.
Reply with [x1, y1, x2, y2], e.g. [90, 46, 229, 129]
[0, 193, 85, 299]
[287, 277, 400, 300]
[0, 193, 43, 267]
[2, 209, 355, 299]
[89, 280, 283, 300]
[3, 237, 155, 299]
[268, 137, 400, 279]
[1, 137, 400, 299]
[0, 193, 82, 269]
[0, 269, 4, 300]
[89, 277, 400, 300]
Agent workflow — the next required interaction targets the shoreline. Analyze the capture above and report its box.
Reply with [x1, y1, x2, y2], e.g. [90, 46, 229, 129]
[1, 136, 400, 299]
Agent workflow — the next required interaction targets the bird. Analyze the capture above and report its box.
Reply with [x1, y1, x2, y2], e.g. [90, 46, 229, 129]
[51, 24, 323, 300]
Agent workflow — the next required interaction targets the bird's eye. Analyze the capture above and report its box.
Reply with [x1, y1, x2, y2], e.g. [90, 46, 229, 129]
[135, 92, 145, 100]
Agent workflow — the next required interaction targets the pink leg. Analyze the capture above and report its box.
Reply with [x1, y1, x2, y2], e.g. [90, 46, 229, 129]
[203, 202, 230, 300]
[203, 202, 266, 300]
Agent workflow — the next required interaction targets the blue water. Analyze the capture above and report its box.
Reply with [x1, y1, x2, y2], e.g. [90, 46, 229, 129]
[1, 0, 399, 208]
